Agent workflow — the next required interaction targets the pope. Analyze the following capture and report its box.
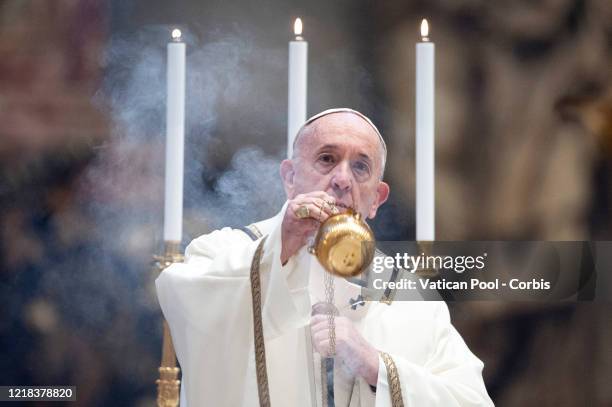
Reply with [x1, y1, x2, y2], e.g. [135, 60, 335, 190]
[156, 108, 494, 406]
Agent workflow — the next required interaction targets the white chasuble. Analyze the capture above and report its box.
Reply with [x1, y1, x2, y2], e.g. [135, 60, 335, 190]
[156, 202, 494, 406]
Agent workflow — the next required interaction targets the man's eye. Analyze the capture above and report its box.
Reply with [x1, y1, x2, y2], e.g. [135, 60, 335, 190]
[352, 161, 370, 175]
[318, 154, 335, 164]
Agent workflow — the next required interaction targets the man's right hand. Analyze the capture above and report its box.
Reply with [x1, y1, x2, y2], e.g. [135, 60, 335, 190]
[280, 191, 339, 265]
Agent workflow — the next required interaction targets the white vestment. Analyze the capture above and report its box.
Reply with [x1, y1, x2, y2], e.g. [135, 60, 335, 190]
[156, 203, 494, 406]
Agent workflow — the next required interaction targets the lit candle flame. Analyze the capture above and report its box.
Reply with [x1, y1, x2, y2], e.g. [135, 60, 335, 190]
[171, 28, 182, 41]
[420, 19, 429, 40]
[294, 18, 303, 36]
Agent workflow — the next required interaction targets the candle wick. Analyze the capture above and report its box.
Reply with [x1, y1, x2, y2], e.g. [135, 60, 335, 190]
[295, 35, 303, 41]
[421, 36, 429, 42]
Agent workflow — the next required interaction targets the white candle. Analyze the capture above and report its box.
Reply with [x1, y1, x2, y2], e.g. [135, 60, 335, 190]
[164, 28, 186, 242]
[416, 19, 435, 241]
[288, 18, 308, 158]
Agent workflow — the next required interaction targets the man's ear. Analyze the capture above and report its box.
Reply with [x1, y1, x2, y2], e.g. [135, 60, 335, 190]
[367, 181, 390, 219]
[280, 159, 296, 197]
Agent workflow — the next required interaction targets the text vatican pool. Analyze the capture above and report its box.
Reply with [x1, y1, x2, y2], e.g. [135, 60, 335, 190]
[372, 278, 551, 291]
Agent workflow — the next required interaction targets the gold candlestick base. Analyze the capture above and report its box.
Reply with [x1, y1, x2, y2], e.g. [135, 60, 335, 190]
[153, 241, 184, 272]
[415, 241, 439, 279]
[156, 367, 181, 407]
[154, 240, 184, 407]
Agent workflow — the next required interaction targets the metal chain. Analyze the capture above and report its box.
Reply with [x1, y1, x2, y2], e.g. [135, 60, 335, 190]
[321, 199, 337, 357]
[319, 198, 338, 407]
[324, 264, 336, 356]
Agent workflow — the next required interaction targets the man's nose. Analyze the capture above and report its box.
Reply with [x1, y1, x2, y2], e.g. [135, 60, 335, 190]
[331, 161, 353, 194]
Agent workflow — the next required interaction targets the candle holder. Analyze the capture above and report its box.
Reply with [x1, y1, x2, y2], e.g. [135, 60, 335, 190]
[154, 241, 184, 407]
[153, 241, 184, 271]
[415, 241, 439, 279]
[157, 366, 181, 407]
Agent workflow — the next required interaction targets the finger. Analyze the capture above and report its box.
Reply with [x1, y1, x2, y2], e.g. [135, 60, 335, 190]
[297, 202, 331, 223]
[310, 315, 331, 331]
[305, 199, 335, 222]
[312, 329, 330, 343]
[301, 197, 337, 218]
[306, 202, 330, 223]
[293, 191, 337, 208]
[304, 191, 338, 207]
[310, 314, 327, 325]
[310, 321, 328, 336]
[310, 325, 327, 337]
[321, 339, 334, 357]
[291, 192, 339, 217]
[312, 338, 331, 355]
[317, 198, 340, 217]
[289, 202, 321, 222]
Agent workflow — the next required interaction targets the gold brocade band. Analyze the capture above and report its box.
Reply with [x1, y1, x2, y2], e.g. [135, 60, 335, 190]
[381, 352, 405, 407]
[248, 230, 403, 407]
[250, 236, 271, 407]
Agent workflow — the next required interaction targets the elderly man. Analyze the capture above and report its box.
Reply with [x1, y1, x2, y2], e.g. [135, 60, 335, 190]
[156, 108, 493, 406]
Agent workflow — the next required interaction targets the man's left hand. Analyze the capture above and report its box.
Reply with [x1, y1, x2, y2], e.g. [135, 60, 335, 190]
[310, 314, 379, 386]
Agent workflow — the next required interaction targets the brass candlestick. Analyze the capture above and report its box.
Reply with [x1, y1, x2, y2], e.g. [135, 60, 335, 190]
[154, 241, 184, 407]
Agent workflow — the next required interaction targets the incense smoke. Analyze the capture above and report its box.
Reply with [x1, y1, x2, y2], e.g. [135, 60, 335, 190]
[87, 25, 286, 259]
[37, 26, 288, 369]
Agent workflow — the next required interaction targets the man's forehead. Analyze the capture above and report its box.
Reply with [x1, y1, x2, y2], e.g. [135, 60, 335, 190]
[311, 114, 378, 141]
[298, 112, 383, 151]
[315, 112, 376, 132]
[293, 108, 387, 155]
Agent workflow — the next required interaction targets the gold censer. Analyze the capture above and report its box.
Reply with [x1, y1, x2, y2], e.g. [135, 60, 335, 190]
[311, 208, 375, 277]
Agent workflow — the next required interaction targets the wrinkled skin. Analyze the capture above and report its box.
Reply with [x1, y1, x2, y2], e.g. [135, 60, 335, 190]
[279, 111, 390, 386]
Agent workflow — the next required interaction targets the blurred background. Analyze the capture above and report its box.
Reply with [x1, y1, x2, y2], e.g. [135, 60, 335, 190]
[0, 0, 611, 405]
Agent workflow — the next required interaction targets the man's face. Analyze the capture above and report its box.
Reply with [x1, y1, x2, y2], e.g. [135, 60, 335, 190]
[280, 112, 390, 219]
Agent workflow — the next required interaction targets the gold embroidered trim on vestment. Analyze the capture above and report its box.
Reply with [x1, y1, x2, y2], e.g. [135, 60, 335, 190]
[381, 352, 404, 407]
[250, 236, 270, 407]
